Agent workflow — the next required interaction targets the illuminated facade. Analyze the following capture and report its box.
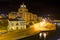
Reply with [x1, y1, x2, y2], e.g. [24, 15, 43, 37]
[7, 3, 38, 23]
[8, 17, 26, 31]
[8, 12, 17, 19]
[0, 3, 38, 31]
[17, 3, 28, 21]
[33, 14, 37, 21]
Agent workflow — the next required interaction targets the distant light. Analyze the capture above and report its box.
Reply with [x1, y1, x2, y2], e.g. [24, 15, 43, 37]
[21, 4, 26, 8]
[40, 19, 46, 27]
[43, 19, 45, 21]
[39, 33, 42, 38]
[54, 23, 56, 24]
[1, 14, 7, 18]
[43, 33, 47, 38]
[45, 18, 47, 20]
[48, 14, 50, 16]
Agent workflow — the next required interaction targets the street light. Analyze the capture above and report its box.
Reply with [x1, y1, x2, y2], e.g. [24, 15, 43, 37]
[39, 33, 42, 38]
[43, 33, 47, 40]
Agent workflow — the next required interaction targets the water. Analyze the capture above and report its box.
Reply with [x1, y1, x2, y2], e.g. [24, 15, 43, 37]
[18, 26, 60, 40]
[57, 26, 60, 40]
[17, 30, 56, 40]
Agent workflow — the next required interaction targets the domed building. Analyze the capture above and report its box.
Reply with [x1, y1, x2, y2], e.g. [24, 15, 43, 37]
[17, 3, 37, 22]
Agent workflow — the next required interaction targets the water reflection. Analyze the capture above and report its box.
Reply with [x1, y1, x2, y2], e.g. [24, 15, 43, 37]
[19, 30, 56, 40]
[39, 32, 48, 40]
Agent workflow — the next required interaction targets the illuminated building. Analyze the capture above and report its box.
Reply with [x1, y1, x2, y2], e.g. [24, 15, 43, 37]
[33, 14, 37, 21]
[7, 3, 38, 24]
[30, 13, 34, 21]
[8, 12, 17, 19]
[8, 17, 26, 31]
[17, 3, 28, 21]
[17, 3, 38, 22]
[0, 3, 39, 31]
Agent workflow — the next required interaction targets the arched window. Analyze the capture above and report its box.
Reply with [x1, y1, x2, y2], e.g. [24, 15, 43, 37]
[16, 23, 19, 26]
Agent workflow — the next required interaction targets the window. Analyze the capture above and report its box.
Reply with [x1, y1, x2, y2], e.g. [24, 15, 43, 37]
[16, 23, 19, 26]
[20, 10, 22, 11]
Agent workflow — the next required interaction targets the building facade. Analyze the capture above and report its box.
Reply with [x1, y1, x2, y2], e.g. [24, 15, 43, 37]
[8, 12, 17, 19]
[17, 3, 38, 22]
[0, 3, 39, 31]
[8, 17, 26, 31]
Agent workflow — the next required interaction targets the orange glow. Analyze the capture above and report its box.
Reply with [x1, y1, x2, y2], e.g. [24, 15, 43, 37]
[43, 33, 47, 38]
[33, 19, 56, 31]
[40, 21, 46, 27]
[39, 33, 42, 37]
[34, 23, 40, 31]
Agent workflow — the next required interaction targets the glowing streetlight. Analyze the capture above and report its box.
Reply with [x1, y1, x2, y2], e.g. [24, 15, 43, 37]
[39, 32, 47, 40]
[43, 33, 47, 40]
[43, 33, 47, 38]
[39, 33, 42, 38]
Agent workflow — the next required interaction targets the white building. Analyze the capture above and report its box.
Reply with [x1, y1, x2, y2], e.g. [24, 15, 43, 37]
[8, 17, 26, 31]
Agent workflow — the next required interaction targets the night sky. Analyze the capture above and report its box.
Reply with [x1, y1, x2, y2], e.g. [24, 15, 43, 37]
[0, 0, 60, 19]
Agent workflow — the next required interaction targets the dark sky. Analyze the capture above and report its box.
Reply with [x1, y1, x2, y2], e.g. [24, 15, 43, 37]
[0, 0, 60, 17]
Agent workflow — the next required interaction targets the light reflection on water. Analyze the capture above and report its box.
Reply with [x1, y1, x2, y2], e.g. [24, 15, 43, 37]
[39, 30, 56, 40]
[19, 30, 56, 40]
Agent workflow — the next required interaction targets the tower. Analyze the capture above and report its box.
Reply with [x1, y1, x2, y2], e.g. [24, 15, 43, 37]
[18, 3, 28, 13]
[17, 3, 29, 21]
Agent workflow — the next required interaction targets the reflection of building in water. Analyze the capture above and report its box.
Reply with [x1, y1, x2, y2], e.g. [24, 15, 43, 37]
[8, 17, 26, 31]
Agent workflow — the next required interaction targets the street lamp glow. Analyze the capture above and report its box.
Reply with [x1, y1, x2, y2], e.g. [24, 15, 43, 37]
[39, 33, 42, 38]
[42, 19, 46, 22]
[43, 33, 47, 38]
[40, 22, 45, 27]
[34, 23, 40, 31]
[40, 19, 46, 27]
